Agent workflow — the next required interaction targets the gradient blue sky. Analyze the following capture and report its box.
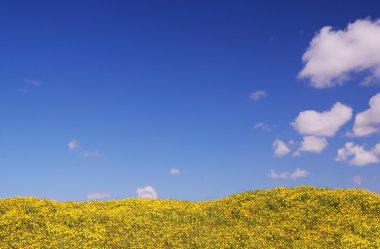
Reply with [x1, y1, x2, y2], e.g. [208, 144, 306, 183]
[1, 1, 380, 201]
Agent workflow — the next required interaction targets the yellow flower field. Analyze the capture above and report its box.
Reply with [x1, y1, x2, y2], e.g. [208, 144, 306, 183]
[0, 186, 379, 248]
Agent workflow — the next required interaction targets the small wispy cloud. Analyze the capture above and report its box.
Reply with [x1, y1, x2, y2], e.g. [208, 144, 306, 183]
[68, 140, 79, 150]
[352, 176, 363, 186]
[249, 90, 267, 101]
[24, 78, 42, 86]
[136, 186, 158, 199]
[18, 78, 42, 94]
[292, 151, 301, 157]
[268, 168, 309, 180]
[67, 139, 101, 158]
[170, 168, 181, 175]
[253, 122, 273, 132]
[81, 150, 101, 158]
[86, 192, 111, 200]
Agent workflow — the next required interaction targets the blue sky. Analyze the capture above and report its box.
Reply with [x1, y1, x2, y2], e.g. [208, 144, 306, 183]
[1, 1, 380, 201]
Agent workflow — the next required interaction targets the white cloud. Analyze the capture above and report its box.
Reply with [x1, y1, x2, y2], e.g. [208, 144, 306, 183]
[299, 136, 328, 153]
[292, 151, 301, 157]
[336, 142, 380, 166]
[288, 140, 296, 145]
[268, 169, 288, 179]
[272, 139, 291, 157]
[136, 186, 158, 199]
[298, 18, 380, 88]
[353, 176, 363, 186]
[351, 93, 380, 137]
[268, 168, 309, 179]
[68, 139, 101, 157]
[373, 143, 380, 155]
[291, 168, 309, 179]
[250, 90, 267, 101]
[292, 102, 352, 137]
[86, 192, 111, 200]
[170, 168, 181, 175]
[68, 140, 79, 150]
[253, 122, 272, 132]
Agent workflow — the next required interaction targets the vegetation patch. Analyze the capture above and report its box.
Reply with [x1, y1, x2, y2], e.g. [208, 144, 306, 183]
[0, 187, 379, 248]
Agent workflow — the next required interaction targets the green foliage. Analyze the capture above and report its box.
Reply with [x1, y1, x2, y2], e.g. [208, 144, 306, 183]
[0, 187, 379, 248]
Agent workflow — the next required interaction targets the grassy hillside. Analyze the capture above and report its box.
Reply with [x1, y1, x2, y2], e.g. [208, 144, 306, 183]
[0, 186, 379, 248]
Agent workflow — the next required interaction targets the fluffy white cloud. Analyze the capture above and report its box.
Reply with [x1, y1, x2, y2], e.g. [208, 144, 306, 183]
[170, 168, 181, 175]
[299, 136, 328, 153]
[352, 176, 363, 186]
[292, 102, 352, 137]
[68, 140, 79, 150]
[86, 192, 111, 200]
[268, 168, 309, 179]
[298, 18, 380, 88]
[290, 168, 309, 179]
[272, 139, 291, 157]
[250, 90, 267, 101]
[136, 186, 158, 199]
[336, 142, 380, 166]
[351, 93, 380, 137]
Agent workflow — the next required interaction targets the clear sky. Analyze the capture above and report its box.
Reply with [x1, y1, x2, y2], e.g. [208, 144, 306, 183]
[1, 1, 380, 201]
